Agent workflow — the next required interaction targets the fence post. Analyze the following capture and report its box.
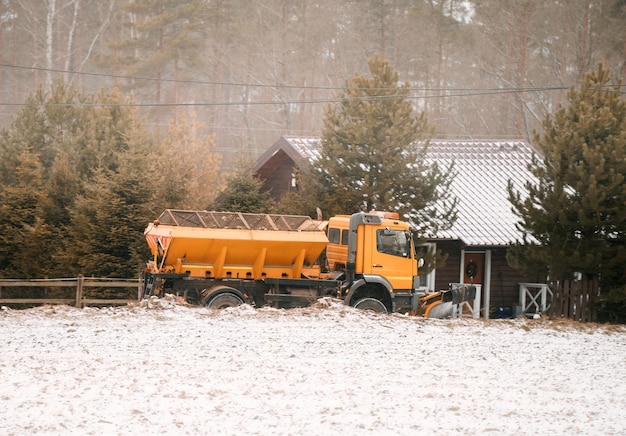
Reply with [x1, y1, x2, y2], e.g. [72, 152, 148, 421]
[75, 275, 84, 308]
[589, 279, 595, 322]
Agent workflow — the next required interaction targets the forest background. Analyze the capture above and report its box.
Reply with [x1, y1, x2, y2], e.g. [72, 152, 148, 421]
[1, 0, 625, 158]
[0, 0, 625, 281]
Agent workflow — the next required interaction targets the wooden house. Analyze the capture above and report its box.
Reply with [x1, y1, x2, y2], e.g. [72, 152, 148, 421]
[252, 136, 320, 202]
[419, 140, 546, 318]
[253, 136, 546, 318]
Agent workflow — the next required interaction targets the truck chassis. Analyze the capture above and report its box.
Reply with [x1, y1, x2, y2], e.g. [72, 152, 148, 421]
[142, 273, 341, 309]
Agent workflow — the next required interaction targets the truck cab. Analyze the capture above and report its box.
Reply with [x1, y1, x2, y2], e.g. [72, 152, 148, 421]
[326, 211, 420, 313]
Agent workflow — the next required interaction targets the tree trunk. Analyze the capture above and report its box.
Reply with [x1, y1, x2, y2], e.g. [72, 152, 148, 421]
[64, 0, 80, 83]
[45, 0, 56, 87]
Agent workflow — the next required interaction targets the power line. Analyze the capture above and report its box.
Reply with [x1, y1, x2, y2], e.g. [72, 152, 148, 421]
[1, 63, 622, 108]
[0, 87, 576, 108]
[0, 62, 578, 94]
[1, 63, 333, 90]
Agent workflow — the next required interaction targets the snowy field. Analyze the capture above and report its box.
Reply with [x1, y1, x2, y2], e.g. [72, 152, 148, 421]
[1, 296, 625, 435]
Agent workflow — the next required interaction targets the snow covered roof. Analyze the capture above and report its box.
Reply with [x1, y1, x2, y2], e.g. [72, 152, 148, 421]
[256, 136, 537, 247]
[283, 136, 322, 162]
[423, 140, 535, 246]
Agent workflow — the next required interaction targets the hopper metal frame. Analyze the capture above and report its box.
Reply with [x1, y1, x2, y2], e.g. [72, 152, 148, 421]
[156, 209, 324, 232]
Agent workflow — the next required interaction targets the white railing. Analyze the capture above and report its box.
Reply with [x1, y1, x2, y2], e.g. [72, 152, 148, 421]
[519, 283, 552, 316]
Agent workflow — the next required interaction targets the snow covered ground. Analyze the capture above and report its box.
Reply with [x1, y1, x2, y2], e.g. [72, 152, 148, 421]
[1, 296, 625, 435]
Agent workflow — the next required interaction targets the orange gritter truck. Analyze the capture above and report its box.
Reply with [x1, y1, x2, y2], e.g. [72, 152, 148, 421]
[141, 209, 466, 316]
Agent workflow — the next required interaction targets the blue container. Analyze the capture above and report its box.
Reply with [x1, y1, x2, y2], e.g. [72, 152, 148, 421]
[494, 306, 512, 319]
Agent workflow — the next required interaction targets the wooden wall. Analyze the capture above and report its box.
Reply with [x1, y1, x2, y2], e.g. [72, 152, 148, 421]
[488, 248, 530, 309]
[254, 149, 296, 201]
[434, 242, 546, 317]
[433, 240, 463, 291]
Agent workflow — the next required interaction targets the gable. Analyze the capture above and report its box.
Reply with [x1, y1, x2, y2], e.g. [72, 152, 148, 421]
[255, 149, 298, 201]
[255, 148, 294, 182]
[253, 135, 319, 175]
[252, 136, 321, 201]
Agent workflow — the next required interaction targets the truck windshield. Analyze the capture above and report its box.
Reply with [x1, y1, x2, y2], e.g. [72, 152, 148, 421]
[376, 229, 411, 258]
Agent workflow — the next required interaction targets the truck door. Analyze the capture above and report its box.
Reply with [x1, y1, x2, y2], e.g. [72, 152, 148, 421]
[366, 227, 417, 291]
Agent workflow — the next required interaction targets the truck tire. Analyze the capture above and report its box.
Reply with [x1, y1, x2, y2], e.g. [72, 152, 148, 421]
[353, 297, 388, 313]
[205, 292, 244, 309]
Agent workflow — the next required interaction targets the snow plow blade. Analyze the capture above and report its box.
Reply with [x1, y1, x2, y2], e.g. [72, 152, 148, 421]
[417, 285, 477, 318]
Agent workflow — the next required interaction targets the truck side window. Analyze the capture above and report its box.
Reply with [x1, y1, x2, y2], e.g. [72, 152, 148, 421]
[376, 229, 409, 257]
[341, 229, 349, 245]
[328, 228, 340, 244]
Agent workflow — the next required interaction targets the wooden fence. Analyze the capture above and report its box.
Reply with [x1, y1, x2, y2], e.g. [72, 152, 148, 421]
[548, 277, 599, 323]
[0, 276, 140, 308]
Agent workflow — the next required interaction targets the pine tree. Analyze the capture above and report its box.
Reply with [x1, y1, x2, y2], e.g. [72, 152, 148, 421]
[41, 153, 81, 230]
[0, 82, 159, 279]
[0, 151, 55, 278]
[0, 83, 138, 186]
[508, 63, 626, 321]
[211, 172, 275, 214]
[154, 111, 223, 210]
[211, 156, 274, 214]
[62, 128, 154, 278]
[310, 54, 457, 236]
[0, 83, 81, 184]
[107, 0, 206, 103]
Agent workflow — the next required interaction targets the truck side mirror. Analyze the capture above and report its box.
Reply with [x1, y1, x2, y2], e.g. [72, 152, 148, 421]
[418, 258, 425, 268]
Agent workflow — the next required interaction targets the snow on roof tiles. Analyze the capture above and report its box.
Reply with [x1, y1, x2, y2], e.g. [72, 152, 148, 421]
[424, 140, 534, 246]
[268, 137, 536, 247]
[283, 136, 322, 161]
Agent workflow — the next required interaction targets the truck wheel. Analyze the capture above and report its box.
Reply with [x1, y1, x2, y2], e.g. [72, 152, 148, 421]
[353, 297, 388, 313]
[206, 293, 244, 309]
